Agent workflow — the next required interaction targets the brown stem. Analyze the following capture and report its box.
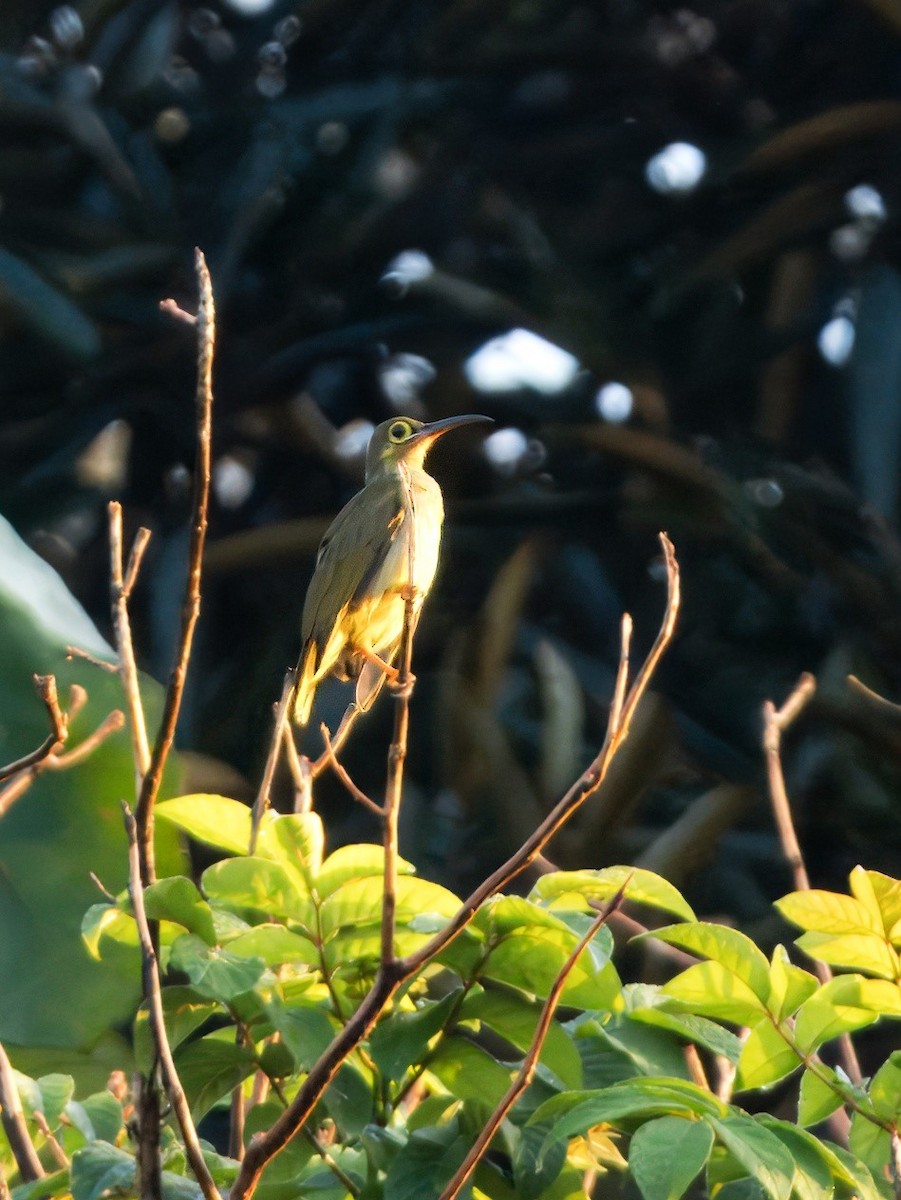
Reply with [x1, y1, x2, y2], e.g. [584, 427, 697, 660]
[436, 886, 627, 1200]
[123, 804, 220, 1200]
[762, 674, 862, 1088]
[0, 1040, 44, 1181]
[135, 248, 215, 885]
[227, 534, 680, 1200]
[320, 727, 383, 816]
[109, 502, 153, 789]
[0, 675, 67, 782]
[249, 670, 295, 852]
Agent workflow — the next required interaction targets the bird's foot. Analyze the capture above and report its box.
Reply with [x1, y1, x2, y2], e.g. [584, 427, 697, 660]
[387, 671, 416, 699]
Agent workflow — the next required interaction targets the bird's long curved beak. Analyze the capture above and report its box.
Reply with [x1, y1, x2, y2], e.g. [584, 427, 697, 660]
[414, 413, 493, 445]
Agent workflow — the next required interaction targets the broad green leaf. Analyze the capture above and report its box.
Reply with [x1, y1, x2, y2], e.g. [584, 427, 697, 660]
[428, 1035, 513, 1107]
[629, 1116, 714, 1200]
[81, 903, 136, 959]
[755, 1119, 834, 1200]
[825, 1146, 886, 1200]
[323, 1061, 373, 1136]
[223, 925, 318, 967]
[530, 867, 696, 921]
[319, 874, 460, 938]
[794, 931, 899, 980]
[662, 961, 768, 1025]
[267, 998, 338, 1068]
[256, 812, 324, 887]
[79, 1091, 124, 1144]
[767, 946, 818, 1020]
[134, 986, 221, 1074]
[530, 1077, 729, 1145]
[168, 934, 266, 1002]
[626, 1000, 742, 1063]
[383, 1125, 471, 1200]
[868, 1049, 901, 1120]
[707, 1116, 794, 1200]
[174, 1035, 256, 1122]
[370, 990, 461, 1081]
[793, 976, 884, 1053]
[202, 856, 314, 925]
[36, 1074, 74, 1126]
[314, 844, 416, 899]
[857, 870, 901, 937]
[460, 990, 582, 1089]
[513, 1120, 568, 1199]
[474, 895, 589, 938]
[595, 1017, 690, 1079]
[798, 1067, 844, 1127]
[70, 1143, 135, 1200]
[157, 794, 251, 855]
[847, 1113, 890, 1180]
[0, 515, 184, 1049]
[144, 877, 217, 945]
[644, 923, 771, 1000]
[735, 1019, 800, 1091]
[11, 1170, 69, 1200]
[776, 890, 881, 936]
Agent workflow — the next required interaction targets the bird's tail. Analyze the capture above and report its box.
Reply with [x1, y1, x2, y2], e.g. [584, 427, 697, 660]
[292, 641, 319, 725]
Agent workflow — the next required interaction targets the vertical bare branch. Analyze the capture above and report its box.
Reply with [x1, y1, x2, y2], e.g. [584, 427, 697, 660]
[0, 1041, 44, 1182]
[249, 670, 295, 852]
[436, 885, 628, 1200]
[109, 502, 152, 787]
[762, 673, 862, 1089]
[136, 248, 216, 886]
[123, 804, 220, 1200]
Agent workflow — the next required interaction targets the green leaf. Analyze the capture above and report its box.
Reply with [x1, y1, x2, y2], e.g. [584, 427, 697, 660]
[428, 1035, 513, 1107]
[268, 998, 337, 1068]
[798, 1067, 844, 1127]
[794, 931, 899, 980]
[144, 877, 217, 945]
[662, 961, 768, 1025]
[776, 889, 880, 935]
[36, 1074, 75, 1126]
[320, 874, 460, 938]
[223, 925, 318, 967]
[11, 1170, 70, 1200]
[314, 844, 416, 899]
[793, 976, 884, 1053]
[174, 1035, 256, 1123]
[595, 1017, 691, 1079]
[629, 1116, 714, 1200]
[644, 923, 771, 1000]
[169, 934, 266, 1002]
[256, 812, 324, 886]
[707, 1116, 794, 1200]
[78, 1091, 124, 1144]
[848, 1051, 901, 1175]
[825, 1145, 886, 1200]
[202, 857, 314, 925]
[134, 986, 221, 1074]
[370, 990, 461, 1081]
[626, 994, 742, 1062]
[530, 867, 696, 921]
[513, 1120, 568, 1199]
[755, 1119, 835, 1200]
[383, 1125, 470, 1200]
[0, 515, 185, 1049]
[767, 946, 819, 1020]
[735, 1019, 800, 1091]
[530, 1077, 728, 1145]
[157, 794, 252, 855]
[323, 1061, 373, 1136]
[70, 1143, 135, 1200]
[460, 989, 582, 1089]
[855, 870, 901, 938]
[868, 1049, 901, 1120]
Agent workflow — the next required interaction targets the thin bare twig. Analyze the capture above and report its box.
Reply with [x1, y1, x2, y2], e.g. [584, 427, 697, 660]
[320, 727, 382, 816]
[310, 704, 361, 779]
[0, 675, 67, 782]
[66, 645, 118, 673]
[159, 298, 198, 325]
[109, 502, 152, 786]
[762, 674, 862, 1089]
[51, 711, 124, 767]
[135, 248, 215, 885]
[123, 804, 220, 1200]
[31, 1113, 68, 1170]
[0, 1040, 44, 1181]
[227, 535, 680, 1200]
[437, 885, 628, 1200]
[249, 670, 295, 852]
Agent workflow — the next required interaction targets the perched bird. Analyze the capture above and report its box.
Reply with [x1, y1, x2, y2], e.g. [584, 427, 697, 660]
[293, 413, 491, 724]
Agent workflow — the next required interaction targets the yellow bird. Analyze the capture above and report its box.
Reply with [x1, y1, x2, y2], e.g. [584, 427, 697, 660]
[293, 413, 491, 724]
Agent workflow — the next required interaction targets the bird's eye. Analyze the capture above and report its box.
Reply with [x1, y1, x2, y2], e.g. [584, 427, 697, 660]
[388, 421, 412, 443]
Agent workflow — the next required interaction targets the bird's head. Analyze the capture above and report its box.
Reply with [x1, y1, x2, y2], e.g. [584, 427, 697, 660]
[365, 414, 492, 481]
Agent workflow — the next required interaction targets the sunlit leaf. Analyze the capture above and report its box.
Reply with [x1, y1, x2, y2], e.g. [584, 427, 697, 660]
[707, 1116, 794, 1200]
[256, 812, 324, 888]
[314, 844, 416, 899]
[168, 934, 266, 1002]
[143, 877, 217, 945]
[428, 1035, 513, 1107]
[459, 989, 582, 1088]
[735, 1019, 800, 1091]
[157, 794, 252, 855]
[642, 923, 771, 1000]
[766, 946, 818, 1020]
[662, 961, 768, 1025]
[798, 1066, 844, 1128]
[530, 867, 695, 922]
[370, 990, 461, 1081]
[202, 856, 315, 925]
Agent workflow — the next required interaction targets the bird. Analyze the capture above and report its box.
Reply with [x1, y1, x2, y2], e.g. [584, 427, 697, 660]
[292, 413, 492, 724]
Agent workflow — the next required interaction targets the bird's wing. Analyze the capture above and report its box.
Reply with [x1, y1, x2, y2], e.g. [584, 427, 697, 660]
[300, 478, 406, 655]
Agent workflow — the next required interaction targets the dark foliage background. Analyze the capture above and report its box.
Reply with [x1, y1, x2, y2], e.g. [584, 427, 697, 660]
[3, 0, 901, 942]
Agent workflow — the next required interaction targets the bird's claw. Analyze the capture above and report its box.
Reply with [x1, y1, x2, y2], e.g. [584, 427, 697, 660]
[388, 672, 416, 699]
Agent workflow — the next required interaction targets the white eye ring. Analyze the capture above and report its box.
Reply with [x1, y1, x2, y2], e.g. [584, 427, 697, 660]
[389, 422, 410, 442]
